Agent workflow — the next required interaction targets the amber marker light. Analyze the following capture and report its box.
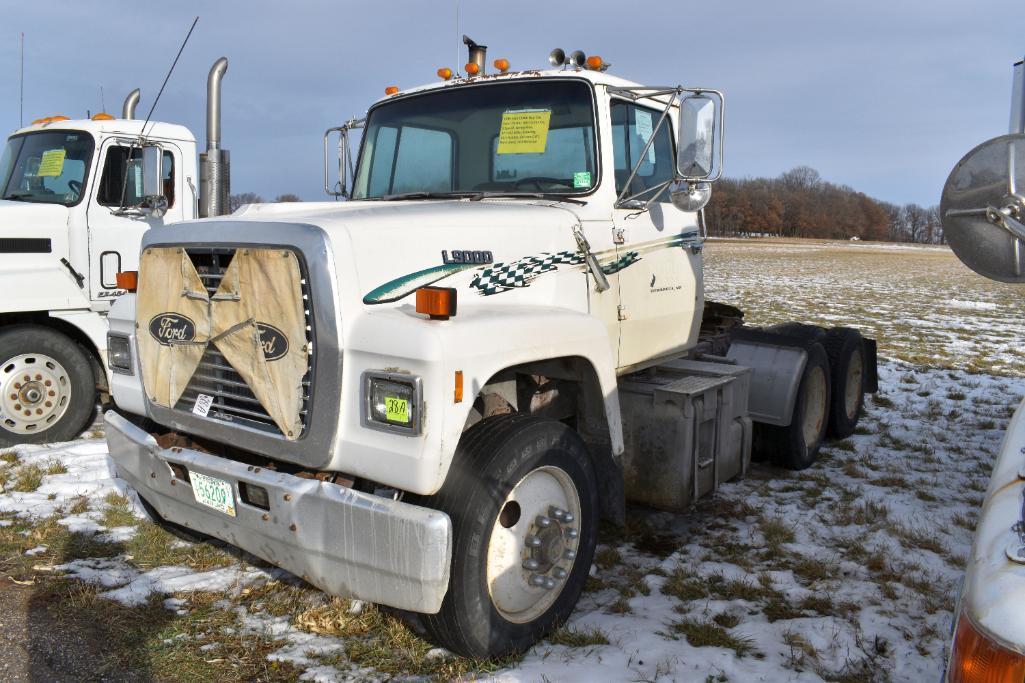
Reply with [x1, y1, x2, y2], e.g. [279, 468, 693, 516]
[115, 271, 138, 292]
[586, 55, 604, 70]
[92, 113, 115, 121]
[465, 62, 480, 75]
[49, 115, 69, 122]
[454, 371, 464, 403]
[493, 58, 510, 73]
[385, 86, 400, 96]
[437, 67, 453, 80]
[415, 286, 457, 320]
[949, 614, 1025, 683]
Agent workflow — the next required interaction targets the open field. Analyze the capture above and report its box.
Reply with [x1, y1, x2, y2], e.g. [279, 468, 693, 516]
[0, 238, 1019, 682]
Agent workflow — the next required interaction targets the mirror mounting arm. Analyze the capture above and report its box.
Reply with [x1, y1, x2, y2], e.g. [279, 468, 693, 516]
[324, 116, 366, 198]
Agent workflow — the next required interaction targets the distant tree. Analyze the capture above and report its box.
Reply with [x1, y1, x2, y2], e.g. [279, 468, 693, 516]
[229, 192, 264, 212]
[274, 193, 301, 203]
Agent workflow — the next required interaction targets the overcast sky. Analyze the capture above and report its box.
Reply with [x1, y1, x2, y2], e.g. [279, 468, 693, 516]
[1, 0, 1021, 207]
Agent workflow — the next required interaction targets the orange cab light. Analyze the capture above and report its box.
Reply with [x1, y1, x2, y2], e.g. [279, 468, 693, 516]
[437, 67, 453, 80]
[464, 62, 480, 75]
[385, 86, 400, 96]
[415, 286, 457, 320]
[586, 55, 604, 70]
[49, 115, 69, 122]
[493, 58, 510, 73]
[115, 271, 139, 292]
[454, 370, 463, 403]
[30, 118, 44, 125]
[92, 112, 115, 121]
[949, 614, 1025, 683]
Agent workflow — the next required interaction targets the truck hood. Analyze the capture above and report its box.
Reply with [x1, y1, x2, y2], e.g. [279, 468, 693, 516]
[232, 199, 600, 310]
[0, 200, 69, 235]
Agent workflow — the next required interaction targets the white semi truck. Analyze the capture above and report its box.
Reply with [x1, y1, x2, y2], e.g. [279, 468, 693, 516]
[103, 41, 878, 658]
[941, 59, 1025, 683]
[0, 58, 231, 446]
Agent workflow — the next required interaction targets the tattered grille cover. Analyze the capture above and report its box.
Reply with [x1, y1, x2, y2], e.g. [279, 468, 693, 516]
[136, 247, 309, 440]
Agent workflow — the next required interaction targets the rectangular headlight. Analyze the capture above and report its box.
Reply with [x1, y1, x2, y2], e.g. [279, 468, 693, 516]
[107, 334, 133, 375]
[362, 371, 422, 435]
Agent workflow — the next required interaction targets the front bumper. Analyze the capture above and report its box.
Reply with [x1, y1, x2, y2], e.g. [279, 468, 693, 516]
[104, 410, 452, 613]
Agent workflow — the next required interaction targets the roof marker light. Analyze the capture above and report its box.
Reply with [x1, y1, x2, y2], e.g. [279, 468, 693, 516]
[385, 86, 399, 96]
[92, 112, 115, 121]
[437, 67, 453, 80]
[464, 62, 480, 76]
[493, 58, 510, 73]
[586, 55, 603, 70]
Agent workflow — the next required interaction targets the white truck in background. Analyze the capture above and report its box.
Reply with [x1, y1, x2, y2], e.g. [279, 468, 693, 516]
[103, 39, 878, 658]
[941, 58, 1025, 683]
[0, 58, 231, 446]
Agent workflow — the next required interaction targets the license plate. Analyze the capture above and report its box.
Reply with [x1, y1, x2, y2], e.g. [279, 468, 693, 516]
[190, 471, 236, 517]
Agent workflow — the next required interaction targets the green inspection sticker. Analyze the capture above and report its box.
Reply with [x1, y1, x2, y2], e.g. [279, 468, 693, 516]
[385, 397, 409, 423]
[573, 171, 592, 188]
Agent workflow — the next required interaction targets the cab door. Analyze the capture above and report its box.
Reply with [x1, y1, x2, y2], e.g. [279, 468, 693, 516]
[86, 139, 185, 303]
[610, 100, 703, 369]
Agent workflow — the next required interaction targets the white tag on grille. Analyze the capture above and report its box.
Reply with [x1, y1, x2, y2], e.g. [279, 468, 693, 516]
[192, 393, 214, 417]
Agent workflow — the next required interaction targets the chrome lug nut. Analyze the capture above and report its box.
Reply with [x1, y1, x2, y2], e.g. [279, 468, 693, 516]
[529, 574, 546, 587]
[564, 549, 576, 560]
[525, 535, 542, 548]
[562, 512, 575, 523]
[543, 577, 556, 590]
[553, 567, 568, 579]
[522, 558, 540, 571]
[535, 515, 552, 528]
[549, 506, 566, 521]
[566, 528, 578, 539]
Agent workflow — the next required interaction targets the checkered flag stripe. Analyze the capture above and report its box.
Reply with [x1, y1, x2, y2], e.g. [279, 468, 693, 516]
[471, 250, 584, 295]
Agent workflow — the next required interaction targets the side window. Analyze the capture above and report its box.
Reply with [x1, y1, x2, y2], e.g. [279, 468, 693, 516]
[97, 146, 175, 208]
[610, 101, 675, 200]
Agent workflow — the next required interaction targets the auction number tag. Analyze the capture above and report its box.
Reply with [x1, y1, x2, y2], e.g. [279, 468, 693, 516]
[193, 393, 214, 417]
[191, 471, 236, 517]
[385, 397, 409, 423]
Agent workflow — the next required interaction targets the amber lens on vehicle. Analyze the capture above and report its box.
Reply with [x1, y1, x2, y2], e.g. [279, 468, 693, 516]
[437, 67, 453, 80]
[385, 86, 399, 96]
[493, 58, 510, 72]
[415, 286, 457, 320]
[586, 55, 603, 70]
[949, 614, 1025, 683]
[116, 270, 138, 292]
[454, 370, 463, 403]
[465, 62, 480, 75]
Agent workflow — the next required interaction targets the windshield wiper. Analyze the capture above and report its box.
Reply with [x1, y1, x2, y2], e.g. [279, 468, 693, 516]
[378, 191, 483, 201]
[471, 192, 587, 206]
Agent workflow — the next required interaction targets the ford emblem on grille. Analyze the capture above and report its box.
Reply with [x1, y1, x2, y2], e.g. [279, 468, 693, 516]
[257, 323, 289, 361]
[149, 313, 197, 346]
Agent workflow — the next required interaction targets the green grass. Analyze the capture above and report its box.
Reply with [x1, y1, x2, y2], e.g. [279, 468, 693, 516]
[669, 616, 759, 658]
[548, 625, 611, 647]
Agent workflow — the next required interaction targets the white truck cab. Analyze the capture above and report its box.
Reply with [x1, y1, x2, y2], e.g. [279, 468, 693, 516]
[104, 40, 877, 659]
[0, 59, 230, 445]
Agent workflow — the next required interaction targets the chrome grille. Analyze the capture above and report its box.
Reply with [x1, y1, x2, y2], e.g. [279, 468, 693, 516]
[173, 248, 314, 437]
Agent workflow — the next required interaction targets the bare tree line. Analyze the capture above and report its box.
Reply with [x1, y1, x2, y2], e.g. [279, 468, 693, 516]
[704, 166, 944, 244]
[227, 193, 301, 212]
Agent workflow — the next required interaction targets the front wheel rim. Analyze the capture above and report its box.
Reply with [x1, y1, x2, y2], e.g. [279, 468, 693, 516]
[844, 350, 864, 421]
[801, 366, 827, 446]
[0, 353, 72, 435]
[486, 465, 582, 624]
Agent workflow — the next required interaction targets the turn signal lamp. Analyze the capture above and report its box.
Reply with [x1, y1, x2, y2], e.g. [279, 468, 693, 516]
[493, 58, 510, 73]
[385, 86, 400, 96]
[415, 286, 457, 320]
[465, 62, 480, 76]
[437, 67, 453, 80]
[586, 55, 604, 70]
[115, 271, 138, 292]
[948, 614, 1025, 683]
[92, 112, 115, 121]
[454, 370, 463, 403]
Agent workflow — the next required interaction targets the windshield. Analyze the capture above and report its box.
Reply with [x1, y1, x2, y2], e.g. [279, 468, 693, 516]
[352, 80, 597, 199]
[0, 131, 95, 206]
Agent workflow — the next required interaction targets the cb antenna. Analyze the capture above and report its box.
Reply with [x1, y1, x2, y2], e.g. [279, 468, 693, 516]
[19, 32, 24, 127]
[140, 15, 199, 137]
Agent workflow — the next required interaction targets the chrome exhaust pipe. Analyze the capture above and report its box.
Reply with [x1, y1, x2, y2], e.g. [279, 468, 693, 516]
[122, 88, 140, 119]
[200, 57, 230, 217]
[463, 35, 486, 75]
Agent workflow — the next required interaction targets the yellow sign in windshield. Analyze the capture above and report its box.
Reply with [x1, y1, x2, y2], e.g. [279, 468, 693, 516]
[497, 110, 551, 155]
[37, 149, 66, 177]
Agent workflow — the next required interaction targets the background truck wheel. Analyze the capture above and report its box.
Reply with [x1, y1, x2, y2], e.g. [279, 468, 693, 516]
[0, 326, 96, 446]
[419, 414, 599, 659]
[762, 342, 831, 470]
[821, 327, 865, 438]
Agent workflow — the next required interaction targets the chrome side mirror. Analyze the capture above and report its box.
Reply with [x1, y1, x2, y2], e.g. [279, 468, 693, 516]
[670, 182, 711, 212]
[677, 91, 724, 182]
[140, 145, 167, 217]
[324, 117, 365, 198]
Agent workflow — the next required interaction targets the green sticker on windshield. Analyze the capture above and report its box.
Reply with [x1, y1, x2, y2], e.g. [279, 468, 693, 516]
[573, 171, 592, 189]
[385, 397, 409, 423]
[37, 149, 66, 177]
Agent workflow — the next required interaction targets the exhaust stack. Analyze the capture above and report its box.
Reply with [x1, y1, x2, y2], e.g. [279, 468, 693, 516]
[463, 35, 486, 75]
[122, 89, 140, 119]
[199, 57, 230, 218]
[1011, 58, 1025, 134]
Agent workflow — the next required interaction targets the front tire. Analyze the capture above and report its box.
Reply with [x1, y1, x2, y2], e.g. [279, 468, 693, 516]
[0, 326, 96, 446]
[420, 414, 599, 659]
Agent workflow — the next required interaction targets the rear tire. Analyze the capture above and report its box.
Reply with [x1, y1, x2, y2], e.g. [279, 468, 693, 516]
[821, 328, 865, 438]
[763, 342, 831, 470]
[0, 326, 96, 446]
[419, 414, 599, 659]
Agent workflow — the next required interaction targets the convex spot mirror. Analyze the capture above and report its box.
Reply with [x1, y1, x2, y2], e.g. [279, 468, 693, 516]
[140, 145, 167, 216]
[941, 133, 1025, 283]
[677, 91, 724, 182]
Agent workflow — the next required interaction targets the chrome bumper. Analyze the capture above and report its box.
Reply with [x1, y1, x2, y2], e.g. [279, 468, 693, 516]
[104, 410, 452, 613]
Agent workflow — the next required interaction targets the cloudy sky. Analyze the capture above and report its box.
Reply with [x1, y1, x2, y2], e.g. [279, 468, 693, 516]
[1, 0, 1020, 206]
